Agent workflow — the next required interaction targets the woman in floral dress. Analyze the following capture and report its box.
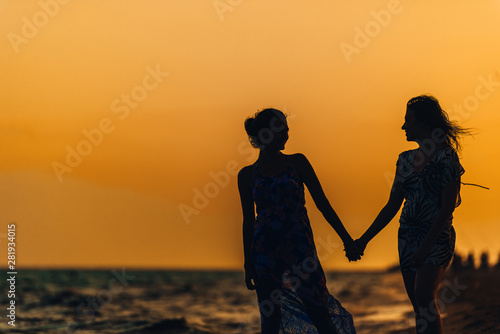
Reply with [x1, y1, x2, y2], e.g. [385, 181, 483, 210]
[238, 108, 358, 334]
[354, 95, 470, 334]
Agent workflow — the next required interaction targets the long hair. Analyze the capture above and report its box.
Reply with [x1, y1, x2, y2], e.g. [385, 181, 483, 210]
[407, 95, 473, 152]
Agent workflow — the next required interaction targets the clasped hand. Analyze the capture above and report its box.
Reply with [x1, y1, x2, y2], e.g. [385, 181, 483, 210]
[344, 239, 366, 262]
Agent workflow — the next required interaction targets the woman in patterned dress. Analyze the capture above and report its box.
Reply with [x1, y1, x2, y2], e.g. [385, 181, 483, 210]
[354, 95, 470, 334]
[237, 108, 359, 334]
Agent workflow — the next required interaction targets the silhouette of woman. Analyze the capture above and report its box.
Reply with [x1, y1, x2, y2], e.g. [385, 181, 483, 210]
[353, 95, 469, 334]
[238, 109, 357, 334]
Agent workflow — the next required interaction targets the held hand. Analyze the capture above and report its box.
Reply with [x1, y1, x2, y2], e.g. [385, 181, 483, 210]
[352, 239, 367, 257]
[344, 240, 362, 262]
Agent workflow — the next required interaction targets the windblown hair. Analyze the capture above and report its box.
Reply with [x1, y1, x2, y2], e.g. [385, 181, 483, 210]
[244, 108, 287, 148]
[407, 95, 473, 152]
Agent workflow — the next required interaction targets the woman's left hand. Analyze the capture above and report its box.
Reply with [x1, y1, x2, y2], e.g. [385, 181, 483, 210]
[410, 246, 430, 268]
[344, 239, 362, 262]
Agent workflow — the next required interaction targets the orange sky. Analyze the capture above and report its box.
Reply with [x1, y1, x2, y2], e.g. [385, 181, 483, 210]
[0, 0, 499, 270]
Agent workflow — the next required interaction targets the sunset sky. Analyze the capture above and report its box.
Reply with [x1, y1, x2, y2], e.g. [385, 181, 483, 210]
[0, 0, 499, 271]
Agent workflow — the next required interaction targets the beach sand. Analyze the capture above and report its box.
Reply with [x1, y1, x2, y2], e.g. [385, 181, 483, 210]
[390, 268, 500, 334]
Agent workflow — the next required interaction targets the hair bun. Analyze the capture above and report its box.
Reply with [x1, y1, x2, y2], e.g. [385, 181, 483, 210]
[244, 117, 256, 136]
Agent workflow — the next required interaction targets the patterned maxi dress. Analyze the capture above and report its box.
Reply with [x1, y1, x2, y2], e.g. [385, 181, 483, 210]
[251, 156, 356, 333]
[396, 146, 465, 272]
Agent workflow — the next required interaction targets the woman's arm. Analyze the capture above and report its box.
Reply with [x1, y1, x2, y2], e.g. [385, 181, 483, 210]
[409, 178, 459, 266]
[293, 154, 353, 245]
[237, 166, 257, 289]
[356, 166, 405, 252]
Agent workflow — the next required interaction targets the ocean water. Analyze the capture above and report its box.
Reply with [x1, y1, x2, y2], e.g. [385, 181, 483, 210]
[0, 269, 416, 333]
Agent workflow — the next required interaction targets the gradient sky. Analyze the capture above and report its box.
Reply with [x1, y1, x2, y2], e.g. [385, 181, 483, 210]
[0, 0, 499, 270]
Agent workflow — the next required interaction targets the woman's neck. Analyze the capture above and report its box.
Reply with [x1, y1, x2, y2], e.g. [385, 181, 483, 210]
[257, 150, 283, 164]
[416, 137, 447, 156]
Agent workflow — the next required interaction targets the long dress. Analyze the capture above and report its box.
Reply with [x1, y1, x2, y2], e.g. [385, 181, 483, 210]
[395, 146, 465, 272]
[251, 156, 356, 333]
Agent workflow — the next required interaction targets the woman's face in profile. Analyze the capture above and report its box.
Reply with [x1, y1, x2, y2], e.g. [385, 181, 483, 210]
[402, 108, 426, 142]
[267, 117, 289, 150]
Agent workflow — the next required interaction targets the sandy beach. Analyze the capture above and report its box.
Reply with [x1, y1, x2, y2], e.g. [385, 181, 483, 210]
[441, 268, 500, 333]
[390, 268, 500, 334]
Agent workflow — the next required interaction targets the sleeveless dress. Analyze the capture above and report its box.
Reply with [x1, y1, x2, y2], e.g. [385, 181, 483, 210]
[395, 146, 464, 272]
[251, 156, 356, 333]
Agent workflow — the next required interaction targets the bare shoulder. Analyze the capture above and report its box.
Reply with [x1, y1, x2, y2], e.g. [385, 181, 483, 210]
[288, 153, 313, 181]
[238, 165, 254, 183]
[288, 153, 310, 169]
